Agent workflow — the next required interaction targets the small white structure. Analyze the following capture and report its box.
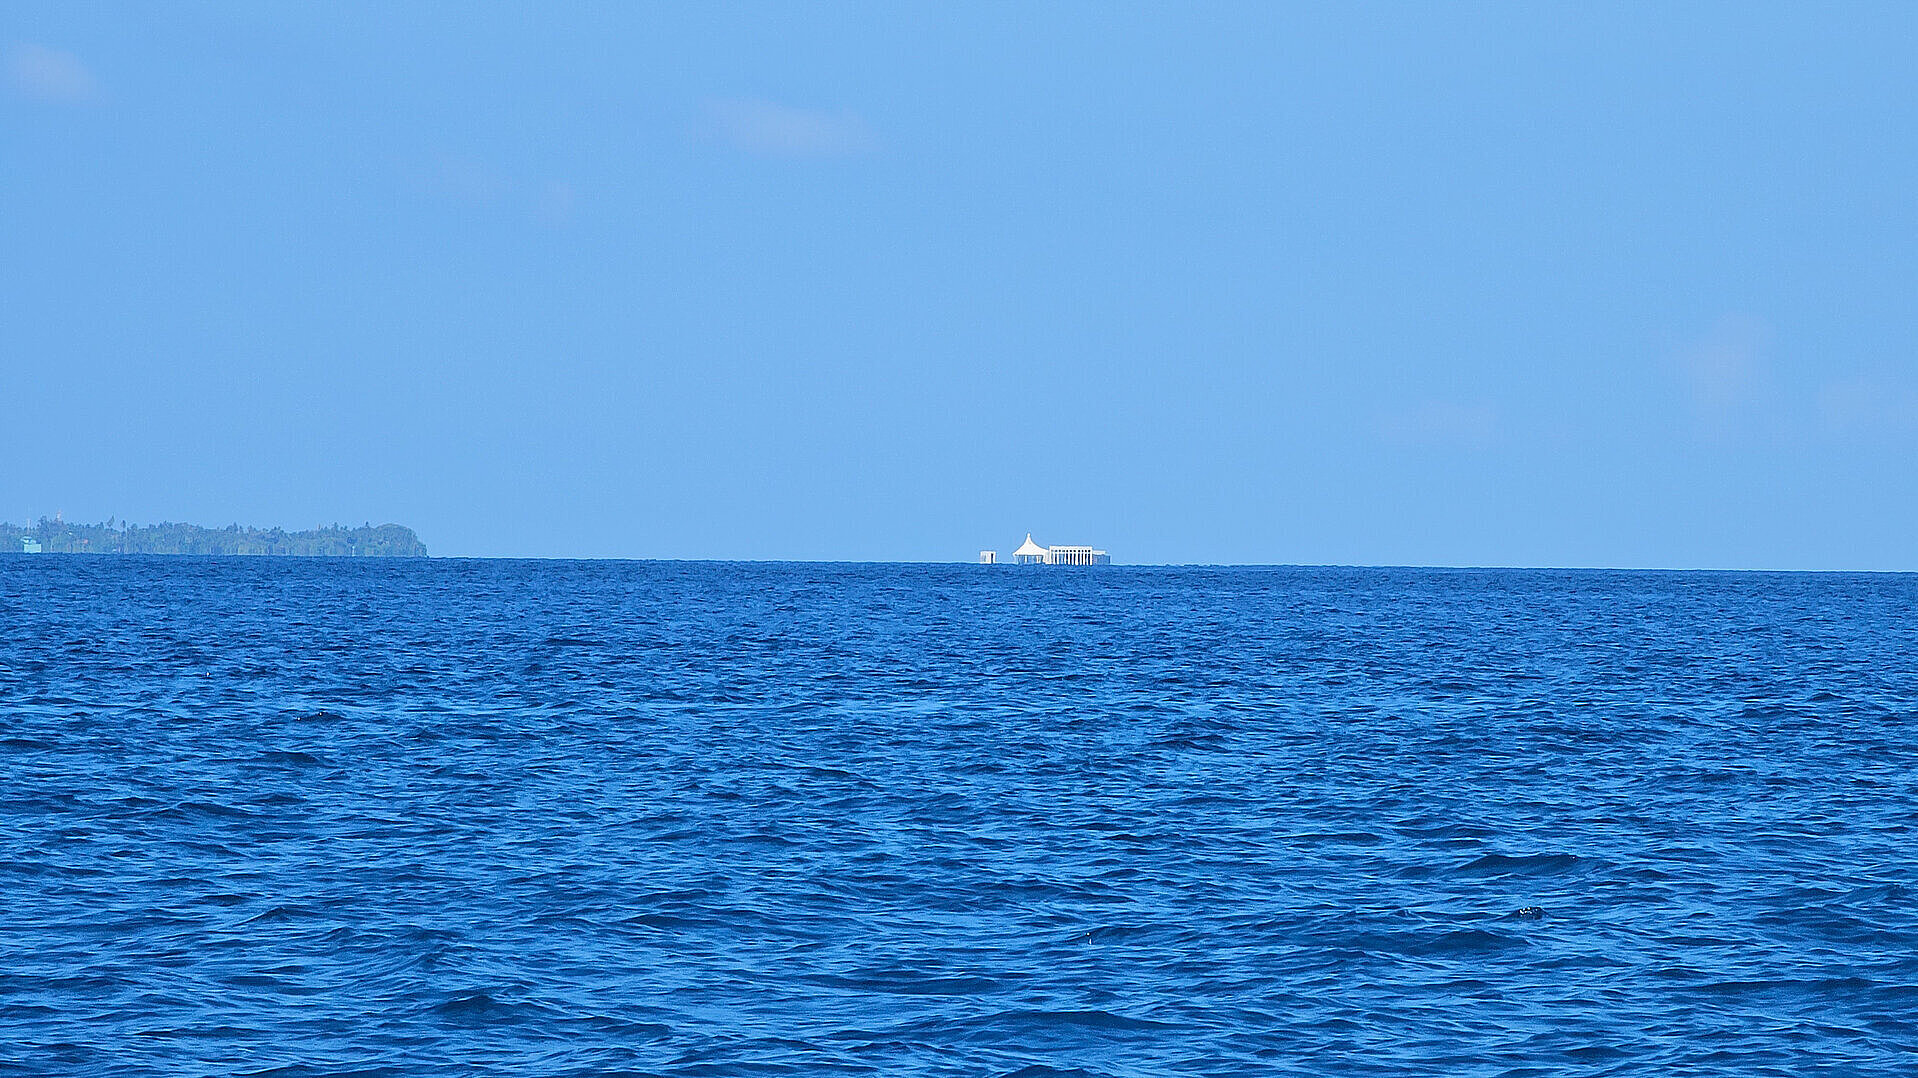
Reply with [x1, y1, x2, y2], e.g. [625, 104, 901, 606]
[1009, 533, 1110, 566]
[21, 537, 41, 554]
[979, 550, 997, 564]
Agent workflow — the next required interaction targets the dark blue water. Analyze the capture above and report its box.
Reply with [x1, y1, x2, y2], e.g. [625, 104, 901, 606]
[5, 560, 1918, 1076]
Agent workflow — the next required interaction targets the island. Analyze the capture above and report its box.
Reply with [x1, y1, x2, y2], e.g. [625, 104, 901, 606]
[2, 519, 428, 557]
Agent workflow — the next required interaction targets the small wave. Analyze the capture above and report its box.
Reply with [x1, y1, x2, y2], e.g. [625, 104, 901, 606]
[801, 970, 1004, 996]
[238, 904, 310, 926]
[1423, 927, 1528, 954]
[429, 990, 565, 1025]
[1451, 852, 1588, 877]
[1289, 830, 1385, 845]
[953, 1009, 1177, 1034]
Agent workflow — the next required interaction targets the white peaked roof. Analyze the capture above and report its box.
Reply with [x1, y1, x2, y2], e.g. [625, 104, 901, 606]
[1013, 533, 1048, 556]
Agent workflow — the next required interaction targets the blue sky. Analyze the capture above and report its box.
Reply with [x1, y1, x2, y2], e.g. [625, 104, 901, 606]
[5, 3, 1917, 566]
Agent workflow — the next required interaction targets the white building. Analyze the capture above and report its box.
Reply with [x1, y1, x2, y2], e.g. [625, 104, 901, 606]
[1044, 544, 1110, 566]
[979, 550, 997, 564]
[1006, 533, 1110, 566]
[21, 537, 41, 554]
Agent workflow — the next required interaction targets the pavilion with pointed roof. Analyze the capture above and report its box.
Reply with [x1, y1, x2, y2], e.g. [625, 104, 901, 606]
[1013, 533, 1050, 564]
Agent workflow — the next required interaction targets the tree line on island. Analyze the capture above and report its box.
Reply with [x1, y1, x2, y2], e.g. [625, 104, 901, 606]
[2, 519, 428, 557]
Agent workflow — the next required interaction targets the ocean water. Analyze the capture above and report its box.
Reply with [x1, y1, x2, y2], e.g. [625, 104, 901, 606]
[4, 559, 1917, 1077]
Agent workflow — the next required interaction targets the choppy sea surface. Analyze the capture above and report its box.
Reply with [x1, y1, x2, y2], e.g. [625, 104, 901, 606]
[4, 559, 1918, 1077]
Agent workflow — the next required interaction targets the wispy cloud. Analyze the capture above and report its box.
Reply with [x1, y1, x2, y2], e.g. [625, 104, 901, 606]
[1817, 374, 1918, 439]
[400, 152, 580, 227]
[534, 180, 576, 226]
[406, 152, 512, 207]
[6, 43, 98, 103]
[704, 97, 875, 158]
[1678, 315, 1772, 437]
[1370, 400, 1499, 450]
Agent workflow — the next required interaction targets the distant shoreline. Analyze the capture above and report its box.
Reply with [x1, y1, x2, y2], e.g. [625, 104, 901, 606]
[3, 520, 427, 557]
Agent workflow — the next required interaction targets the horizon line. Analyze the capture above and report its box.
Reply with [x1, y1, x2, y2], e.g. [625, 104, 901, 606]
[312, 555, 1918, 574]
[8, 548, 1914, 574]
